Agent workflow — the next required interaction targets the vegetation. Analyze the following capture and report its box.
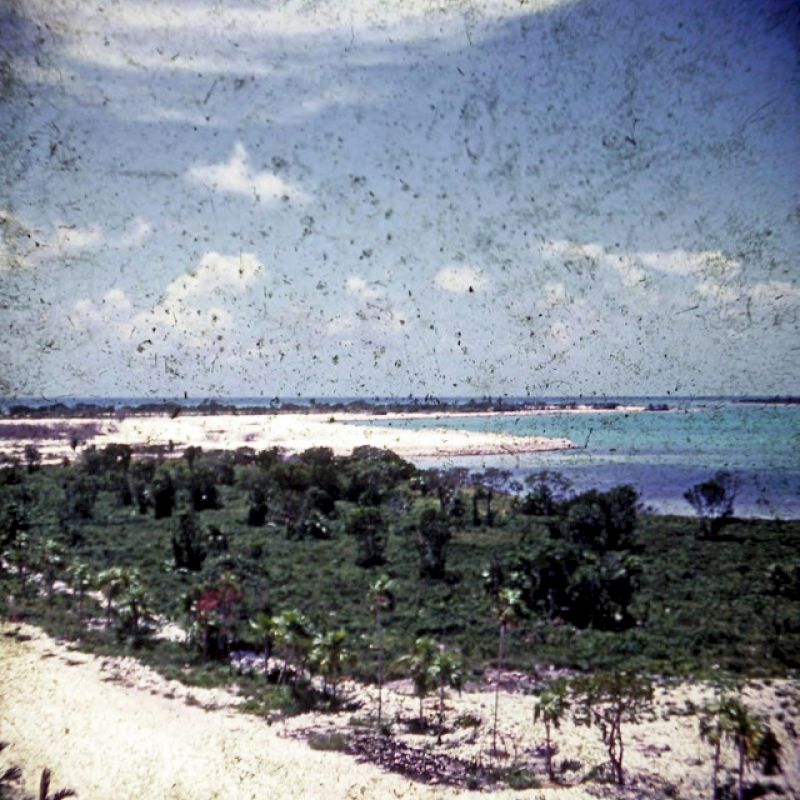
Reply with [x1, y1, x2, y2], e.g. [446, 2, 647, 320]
[571, 671, 655, 785]
[684, 471, 738, 538]
[1, 444, 798, 791]
[533, 678, 570, 782]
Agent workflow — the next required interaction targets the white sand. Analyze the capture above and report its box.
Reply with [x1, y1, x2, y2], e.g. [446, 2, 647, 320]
[0, 412, 574, 464]
[1, 624, 798, 800]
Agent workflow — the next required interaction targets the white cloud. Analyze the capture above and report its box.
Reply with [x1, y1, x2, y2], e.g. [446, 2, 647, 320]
[541, 240, 743, 288]
[120, 217, 153, 247]
[187, 143, 306, 203]
[326, 276, 405, 337]
[136, 251, 266, 344]
[53, 224, 105, 252]
[69, 288, 134, 334]
[693, 278, 800, 329]
[345, 276, 385, 302]
[1, 212, 153, 267]
[434, 265, 487, 294]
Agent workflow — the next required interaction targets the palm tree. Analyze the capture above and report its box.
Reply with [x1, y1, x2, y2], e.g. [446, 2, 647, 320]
[66, 560, 92, 619]
[270, 609, 313, 684]
[533, 679, 570, 782]
[398, 636, 439, 728]
[39, 539, 66, 599]
[488, 585, 525, 755]
[722, 697, 775, 800]
[249, 611, 274, 678]
[311, 628, 355, 702]
[38, 766, 76, 800]
[429, 647, 464, 745]
[119, 580, 151, 641]
[367, 574, 396, 728]
[97, 566, 125, 626]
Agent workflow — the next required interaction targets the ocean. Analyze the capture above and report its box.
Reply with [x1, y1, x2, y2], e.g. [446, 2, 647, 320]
[349, 399, 800, 519]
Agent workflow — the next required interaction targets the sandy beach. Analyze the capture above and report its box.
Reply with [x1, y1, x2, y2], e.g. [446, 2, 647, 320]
[1, 624, 797, 800]
[0, 412, 574, 464]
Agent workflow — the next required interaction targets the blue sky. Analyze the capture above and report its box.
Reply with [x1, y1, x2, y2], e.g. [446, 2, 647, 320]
[1, 0, 798, 399]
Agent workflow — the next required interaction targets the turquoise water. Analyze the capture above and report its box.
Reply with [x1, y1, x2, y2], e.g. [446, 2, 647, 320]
[350, 402, 800, 518]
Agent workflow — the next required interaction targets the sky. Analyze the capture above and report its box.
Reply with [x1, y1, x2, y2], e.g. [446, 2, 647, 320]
[0, 0, 798, 399]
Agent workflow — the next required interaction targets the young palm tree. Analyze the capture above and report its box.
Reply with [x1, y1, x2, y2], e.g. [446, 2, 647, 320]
[97, 566, 127, 626]
[723, 698, 773, 800]
[66, 560, 92, 619]
[488, 586, 525, 755]
[398, 636, 439, 728]
[311, 628, 354, 702]
[367, 574, 396, 728]
[39, 539, 66, 599]
[119, 580, 151, 640]
[270, 609, 313, 684]
[249, 611, 274, 678]
[429, 647, 464, 745]
[699, 702, 725, 799]
[533, 679, 570, 782]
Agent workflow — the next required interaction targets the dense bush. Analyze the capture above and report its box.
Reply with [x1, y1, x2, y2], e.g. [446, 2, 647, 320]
[348, 506, 388, 567]
[172, 512, 208, 571]
[412, 507, 452, 580]
[684, 472, 738, 538]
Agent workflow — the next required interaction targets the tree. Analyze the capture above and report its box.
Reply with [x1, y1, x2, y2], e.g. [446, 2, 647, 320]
[96, 566, 150, 641]
[118, 578, 152, 642]
[311, 628, 355, 702]
[413, 508, 452, 580]
[66, 560, 92, 618]
[348, 507, 388, 568]
[37, 767, 77, 800]
[429, 647, 464, 744]
[23, 444, 41, 473]
[184, 445, 203, 470]
[187, 465, 220, 511]
[714, 696, 781, 800]
[482, 572, 527, 755]
[39, 539, 66, 599]
[172, 512, 208, 571]
[533, 679, 571, 782]
[242, 468, 270, 527]
[270, 608, 314, 683]
[521, 471, 572, 516]
[248, 611, 274, 678]
[368, 574, 396, 728]
[194, 577, 243, 660]
[151, 467, 176, 519]
[560, 485, 639, 552]
[0, 488, 30, 551]
[97, 566, 127, 627]
[61, 472, 98, 520]
[129, 459, 156, 514]
[572, 672, 654, 785]
[565, 551, 641, 629]
[684, 472, 737, 538]
[398, 636, 439, 727]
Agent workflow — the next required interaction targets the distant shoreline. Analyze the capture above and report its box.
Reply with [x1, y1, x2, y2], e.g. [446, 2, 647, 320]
[1, 398, 671, 419]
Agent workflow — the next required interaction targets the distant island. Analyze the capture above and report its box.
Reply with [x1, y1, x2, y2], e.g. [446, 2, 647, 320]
[0, 397, 671, 418]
